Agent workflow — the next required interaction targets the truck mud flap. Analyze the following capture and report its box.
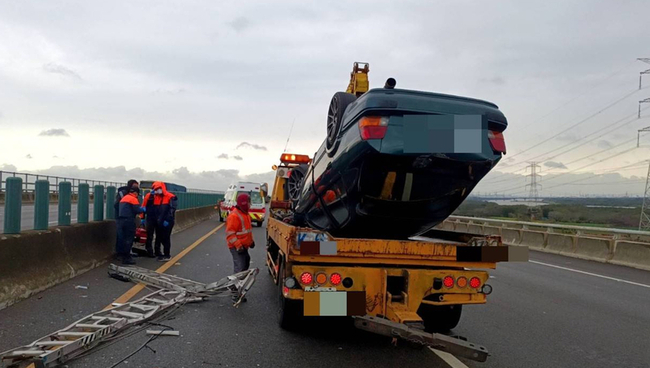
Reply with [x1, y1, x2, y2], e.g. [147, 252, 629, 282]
[353, 315, 488, 362]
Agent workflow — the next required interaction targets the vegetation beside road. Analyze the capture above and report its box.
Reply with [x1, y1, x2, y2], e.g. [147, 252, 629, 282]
[454, 198, 642, 229]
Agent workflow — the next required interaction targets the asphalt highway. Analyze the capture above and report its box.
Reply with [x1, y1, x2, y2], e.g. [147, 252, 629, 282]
[1, 217, 649, 368]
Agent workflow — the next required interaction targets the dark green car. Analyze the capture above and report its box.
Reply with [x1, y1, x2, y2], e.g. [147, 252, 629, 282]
[293, 86, 508, 240]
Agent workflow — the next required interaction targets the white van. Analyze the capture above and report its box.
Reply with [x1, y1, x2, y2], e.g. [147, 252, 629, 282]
[219, 182, 266, 227]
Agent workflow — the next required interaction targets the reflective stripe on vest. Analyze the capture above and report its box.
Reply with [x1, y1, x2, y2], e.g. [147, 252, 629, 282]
[235, 211, 252, 234]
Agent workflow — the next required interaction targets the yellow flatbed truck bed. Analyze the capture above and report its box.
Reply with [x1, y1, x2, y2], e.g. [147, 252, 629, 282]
[266, 190, 527, 362]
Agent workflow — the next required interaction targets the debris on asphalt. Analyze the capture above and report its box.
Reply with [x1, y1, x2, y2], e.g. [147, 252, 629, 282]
[146, 330, 180, 336]
[75, 285, 88, 290]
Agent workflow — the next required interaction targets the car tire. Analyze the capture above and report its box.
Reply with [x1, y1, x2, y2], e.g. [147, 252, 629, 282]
[277, 260, 302, 330]
[417, 304, 463, 333]
[326, 92, 357, 157]
[284, 164, 308, 202]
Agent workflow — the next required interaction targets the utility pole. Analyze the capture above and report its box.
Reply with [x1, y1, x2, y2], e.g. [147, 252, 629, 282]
[639, 162, 650, 230]
[638, 58, 650, 90]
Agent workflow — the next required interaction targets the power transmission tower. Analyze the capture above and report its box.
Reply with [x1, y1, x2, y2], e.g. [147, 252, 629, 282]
[525, 162, 542, 202]
[638, 58, 650, 89]
[639, 162, 650, 230]
[525, 162, 543, 220]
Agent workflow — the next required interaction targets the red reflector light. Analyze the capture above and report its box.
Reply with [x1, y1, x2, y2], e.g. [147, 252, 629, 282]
[359, 116, 389, 140]
[469, 277, 481, 289]
[283, 286, 289, 295]
[488, 131, 506, 154]
[330, 273, 342, 285]
[300, 272, 313, 284]
[443, 276, 454, 288]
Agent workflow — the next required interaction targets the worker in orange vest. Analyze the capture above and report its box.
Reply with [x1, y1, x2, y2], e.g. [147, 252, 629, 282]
[226, 193, 256, 272]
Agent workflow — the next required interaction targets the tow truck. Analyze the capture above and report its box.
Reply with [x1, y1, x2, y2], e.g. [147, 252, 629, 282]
[264, 63, 527, 362]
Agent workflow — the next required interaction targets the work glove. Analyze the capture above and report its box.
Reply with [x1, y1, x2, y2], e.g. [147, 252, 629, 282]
[249, 241, 256, 249]
[140, 219, 145, 226]
[140, 207, 146, 213]
[236, 246, 246, 254]
[163, 221, 169, 227]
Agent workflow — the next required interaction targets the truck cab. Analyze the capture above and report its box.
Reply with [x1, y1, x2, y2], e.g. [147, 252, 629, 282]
[219, 182, 266, 226]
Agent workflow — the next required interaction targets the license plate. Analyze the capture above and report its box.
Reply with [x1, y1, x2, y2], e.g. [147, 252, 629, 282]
[303, 291, 366, 316]
[403, 114, 484, 154]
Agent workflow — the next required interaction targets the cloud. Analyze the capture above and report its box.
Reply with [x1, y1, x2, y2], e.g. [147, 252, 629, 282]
[479, 76, 506, 85]
[597, 140, 613, 149]
[217, 153, 229, 159]
[236, 142, 267, 151]
[233, 155, 243, 161]
[544, 161, 567, 169]
[25, 154, 33, 159]
[38, 128, 70, 137]
[8, 165, 273, 191]
[152, 88, 186, 95]
[217, 153, 243, 160]
[42, 63, 82, 80]
[229, 17, 251, 32]
[556, 133, 579, 142]
[0, 164, 17, 172]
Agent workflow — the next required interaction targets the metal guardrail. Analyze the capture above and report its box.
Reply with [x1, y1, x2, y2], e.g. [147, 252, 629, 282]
[449, 215, 650, 238]
[0, 170, 123, 194]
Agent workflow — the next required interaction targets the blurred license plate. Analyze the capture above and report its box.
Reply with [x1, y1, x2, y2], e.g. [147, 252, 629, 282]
[403, 114, 484, 154]
[303, 291, 366, 316]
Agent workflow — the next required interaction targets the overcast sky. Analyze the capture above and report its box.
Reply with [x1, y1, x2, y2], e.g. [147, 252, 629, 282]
[1, 0, 649, 194]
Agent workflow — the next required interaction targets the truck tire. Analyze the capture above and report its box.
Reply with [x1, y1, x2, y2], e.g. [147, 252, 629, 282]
[417, 304, 463, 333]
[326, 92, 357, 157]
[277, 261, 302, 330]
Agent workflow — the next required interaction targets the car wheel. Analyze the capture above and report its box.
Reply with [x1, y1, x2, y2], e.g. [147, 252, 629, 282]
[277, 261, 302, 330]
[326, 92, 357, 157]
[285, 164, 307, 202]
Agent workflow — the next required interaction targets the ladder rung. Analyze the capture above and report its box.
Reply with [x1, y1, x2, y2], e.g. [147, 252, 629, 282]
[75, 324, 107, 329]
[57, 332, 91, 337]
[144, 298, 168, 304]
[35, 341, 70, 347]
[130, 304, 157, 311]
[8, 350, 47, 356]
[92, 316, 122, 322]
[111, 311, 144, 319]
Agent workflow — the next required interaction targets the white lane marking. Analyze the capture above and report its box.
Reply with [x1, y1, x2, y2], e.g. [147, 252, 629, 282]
[430, 348, 470, 368]
[530, 260, 650, 289]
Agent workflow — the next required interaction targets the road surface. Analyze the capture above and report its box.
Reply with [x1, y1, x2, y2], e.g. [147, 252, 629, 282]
[0, 204, 95, 232]
[1, 217, 649, 367]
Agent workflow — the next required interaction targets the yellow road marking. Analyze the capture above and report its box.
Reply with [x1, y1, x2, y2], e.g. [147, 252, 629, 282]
[104, 223, 225, 310]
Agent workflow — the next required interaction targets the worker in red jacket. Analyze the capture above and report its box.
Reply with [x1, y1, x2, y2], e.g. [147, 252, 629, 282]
[151, 182, 177, 262]
[226, 193, 256, 273]
[118, 185, 146, 265]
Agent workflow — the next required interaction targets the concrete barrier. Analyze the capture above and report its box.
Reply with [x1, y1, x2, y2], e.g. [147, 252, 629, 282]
[483, 226, 502, 237]
[454, 223, 469, 233]
[609, 241, 650, 271]
[0, 221, 115, 310]
[0, 205, 219, 310]
[574, 237, 612, 262]
[467, 224, 483, 234]
[519, 231, 546, 250]
[501, 228, 522, 245]
[546, 234, 575, 254]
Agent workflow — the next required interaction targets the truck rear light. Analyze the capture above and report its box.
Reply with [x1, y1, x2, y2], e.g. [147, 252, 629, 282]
[284, 277, 297, 289]
[315, 272, 328, 285]
[300, 272, 313, 284]
[456, 276, 468, 288]
[469, 277, 481, 289]
[443, 276, 454, 288]
[488, 131, 506, 154]
[283, 286, 290, 296]
[330, 273, 342, 286]
[359, 116, 389, 140]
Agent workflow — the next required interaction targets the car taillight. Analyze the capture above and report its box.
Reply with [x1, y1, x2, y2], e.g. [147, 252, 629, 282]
[469, 277, 481, 289]
[488, 131, 506, 154]
[330, 273, 342, 286]
[300, 272, 313, 284]
[443, 276, 454, 288]
[456, 276, 468, 288]
[359, 116, 389, 140]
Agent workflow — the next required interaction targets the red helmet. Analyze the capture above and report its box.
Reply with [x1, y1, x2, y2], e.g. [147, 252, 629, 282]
[237, 193, 251, 213]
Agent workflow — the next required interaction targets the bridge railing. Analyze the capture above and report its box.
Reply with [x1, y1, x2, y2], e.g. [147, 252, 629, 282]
[1, 171, 224, 234]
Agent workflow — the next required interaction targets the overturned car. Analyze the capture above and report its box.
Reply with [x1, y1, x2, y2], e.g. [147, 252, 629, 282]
[288, 81, 507, 240]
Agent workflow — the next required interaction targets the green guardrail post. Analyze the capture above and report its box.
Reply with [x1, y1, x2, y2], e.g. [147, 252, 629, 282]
[59, 182, 72, 225]
[78, 183, 89, 224]
[34, 180, 50, 230]
[93, 185, 104, 221]
[106, 186, 116, 219]
[3, 177, 22, 234]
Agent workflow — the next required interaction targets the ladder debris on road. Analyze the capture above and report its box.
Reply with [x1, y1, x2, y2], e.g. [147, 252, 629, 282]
[0, 265, 259, 368]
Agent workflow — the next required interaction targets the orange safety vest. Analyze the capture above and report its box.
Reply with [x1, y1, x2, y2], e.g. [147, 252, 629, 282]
[226, 208, 254, 249]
